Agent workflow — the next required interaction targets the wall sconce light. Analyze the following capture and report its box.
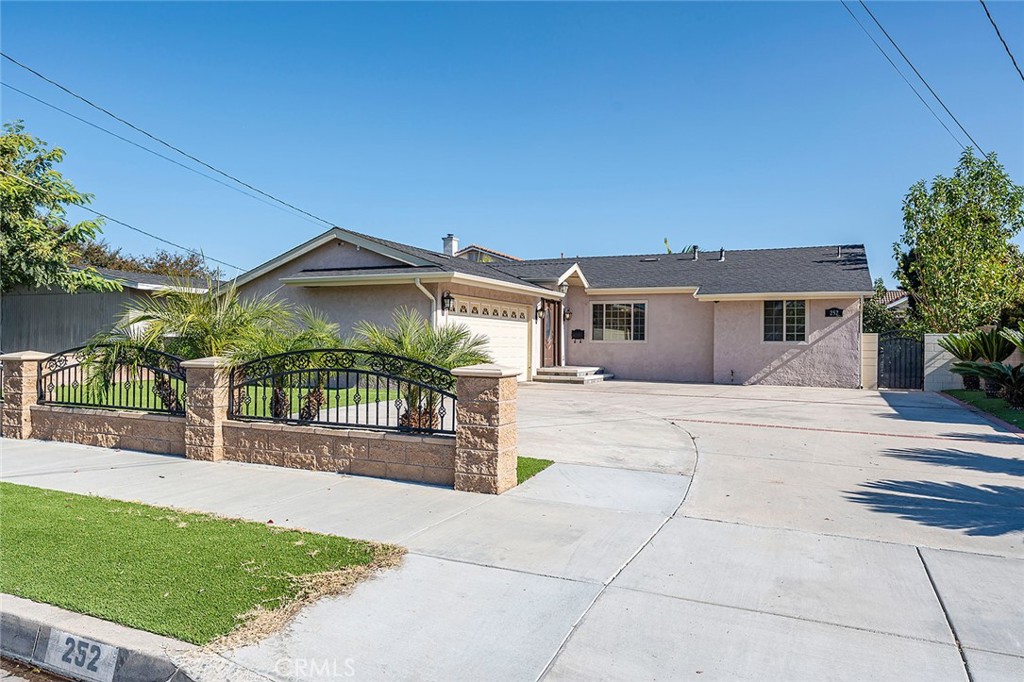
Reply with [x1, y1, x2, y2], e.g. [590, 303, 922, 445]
[535, 305, 546, 320]
[441, 291, 456, 313]
[558, 282, 570, 294]
[563, 308, 573, 321]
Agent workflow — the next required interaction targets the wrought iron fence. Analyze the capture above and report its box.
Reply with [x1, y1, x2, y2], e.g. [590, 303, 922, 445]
[37, 345, 187, 415]
[229, 349, 457, 435]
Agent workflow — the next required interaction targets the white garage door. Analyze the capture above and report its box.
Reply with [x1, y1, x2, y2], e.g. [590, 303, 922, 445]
[449, 297, 530, 380]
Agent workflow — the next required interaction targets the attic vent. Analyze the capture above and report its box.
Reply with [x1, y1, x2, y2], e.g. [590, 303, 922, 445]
[640, 257, 660, 262]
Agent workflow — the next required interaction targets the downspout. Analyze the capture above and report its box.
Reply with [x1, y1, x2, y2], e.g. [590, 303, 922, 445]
[414, 278, 437, 328]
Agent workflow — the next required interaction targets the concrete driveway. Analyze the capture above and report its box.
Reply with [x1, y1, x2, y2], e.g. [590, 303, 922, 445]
[2, 381, 1021, 681]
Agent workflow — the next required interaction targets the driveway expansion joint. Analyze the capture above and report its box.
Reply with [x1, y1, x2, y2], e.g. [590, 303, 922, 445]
[916, 547, 976, 682]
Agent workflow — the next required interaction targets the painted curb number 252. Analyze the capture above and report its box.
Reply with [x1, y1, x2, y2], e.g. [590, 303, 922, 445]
[62, 635, 102, 672]
[44, 629, 117, 682]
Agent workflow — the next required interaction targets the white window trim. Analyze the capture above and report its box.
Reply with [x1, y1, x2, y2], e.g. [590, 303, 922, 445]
[761, 299, 808, 345]
[590, 300, 648, 344]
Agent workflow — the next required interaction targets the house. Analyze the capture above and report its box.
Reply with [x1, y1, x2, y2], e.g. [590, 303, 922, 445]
[232, 227, 873, 388]
[875, 289, 911, 312]
[449, 235, 522, 263]
[0, 267, 212, 353]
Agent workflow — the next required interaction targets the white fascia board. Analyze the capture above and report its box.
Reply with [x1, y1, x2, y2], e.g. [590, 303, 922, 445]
[585, 286, 699, 296]
[132, 283, 209, 294]
[557, 263, 591, 289]
[694, 290, 872, 301]
[279, 271, 560, 298]
[230, 227, 432, 289]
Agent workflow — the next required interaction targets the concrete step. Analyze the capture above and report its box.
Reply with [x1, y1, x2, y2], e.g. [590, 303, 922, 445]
[535, 366, 604, 377]
[533, 372, 614, 385]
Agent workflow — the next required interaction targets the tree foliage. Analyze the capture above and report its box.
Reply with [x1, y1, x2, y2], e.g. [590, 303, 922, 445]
[862, 278, 903, 333]
[72, 239, 221, 280]
[0, 121, 116, 293]
[893, 149, 1024, 332]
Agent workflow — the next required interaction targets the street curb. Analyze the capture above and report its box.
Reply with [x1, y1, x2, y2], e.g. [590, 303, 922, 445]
[1, 594, 208, 682]
[937, 392, 1024, 438]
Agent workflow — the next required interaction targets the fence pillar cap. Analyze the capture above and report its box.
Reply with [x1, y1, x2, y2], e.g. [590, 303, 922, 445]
[0, 350, 51, 361]
[451, 363, 520, 379]
[180, 356, 230, 369]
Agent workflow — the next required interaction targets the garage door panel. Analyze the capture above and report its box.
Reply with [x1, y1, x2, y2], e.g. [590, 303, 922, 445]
[450, 298, 530, 380]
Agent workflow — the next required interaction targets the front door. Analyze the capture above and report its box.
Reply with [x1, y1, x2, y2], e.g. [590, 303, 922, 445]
[541, 299, 560, 367]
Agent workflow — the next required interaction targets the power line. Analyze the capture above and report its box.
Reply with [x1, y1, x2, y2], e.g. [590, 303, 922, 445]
[839, 1, 965, 149]
[0, 168, 244, 272]
[979, 0, 1024, 84]
[1, 51, 336, 227]
[2, 82, 326, 229]
[857, 1, 986, 153]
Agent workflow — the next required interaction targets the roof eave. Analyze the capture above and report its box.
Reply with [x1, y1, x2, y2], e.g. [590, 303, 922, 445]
[279, 271, 561, 298]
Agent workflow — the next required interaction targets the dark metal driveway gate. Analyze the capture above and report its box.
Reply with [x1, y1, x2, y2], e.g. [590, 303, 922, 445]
[878, 330, 924, 390]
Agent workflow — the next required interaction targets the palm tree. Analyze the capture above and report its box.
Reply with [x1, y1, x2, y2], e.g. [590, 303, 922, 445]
[227, 306, 343, 419]
[352, 307, 491, 429]
[937, 331, 981, 390]
[85, 276, 294, 410]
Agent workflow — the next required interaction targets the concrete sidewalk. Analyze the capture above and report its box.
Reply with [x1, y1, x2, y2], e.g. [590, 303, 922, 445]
[2, 382, 1022, 681]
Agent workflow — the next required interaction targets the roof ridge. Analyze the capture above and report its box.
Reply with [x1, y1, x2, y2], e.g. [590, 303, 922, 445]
[502, 243, 865, 266]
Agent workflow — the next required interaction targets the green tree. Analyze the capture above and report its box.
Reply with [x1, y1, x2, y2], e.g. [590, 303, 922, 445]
[0, 121, 116, 293]
[73, 239, 221, 280]
[893, 149, 1024, 332]
[862, 278, 903, 333]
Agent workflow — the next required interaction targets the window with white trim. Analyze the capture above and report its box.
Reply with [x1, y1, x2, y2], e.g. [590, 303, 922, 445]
[593, 302, 646, 341]
[763, 300, 806, 342]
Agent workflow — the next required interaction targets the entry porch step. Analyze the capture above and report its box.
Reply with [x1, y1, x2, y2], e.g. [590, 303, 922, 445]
[534, 366, 614, 384]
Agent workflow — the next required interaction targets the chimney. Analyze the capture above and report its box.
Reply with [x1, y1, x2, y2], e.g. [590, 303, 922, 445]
[719, 248, 725, 261]
[693, 246, 699, 260]
[837, 245, 842, 259]
[442, 233, 459, 256]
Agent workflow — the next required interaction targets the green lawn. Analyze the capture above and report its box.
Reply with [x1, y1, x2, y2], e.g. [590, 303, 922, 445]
[945, 390, 1024, 429]
[47, 380, 392, 418]
[517, 456, 554, 484]
[237, 384, 393, 419]
[0, 483, 400, 645]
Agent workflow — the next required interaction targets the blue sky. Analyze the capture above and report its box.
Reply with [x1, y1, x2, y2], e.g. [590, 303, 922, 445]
[2, 1, 1022, 285]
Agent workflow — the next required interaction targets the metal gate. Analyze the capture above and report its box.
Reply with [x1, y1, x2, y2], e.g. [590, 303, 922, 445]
[878, 330, 924, 390]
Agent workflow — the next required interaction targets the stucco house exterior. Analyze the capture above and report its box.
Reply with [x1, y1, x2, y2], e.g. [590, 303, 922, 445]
[233, 227, 873, 388]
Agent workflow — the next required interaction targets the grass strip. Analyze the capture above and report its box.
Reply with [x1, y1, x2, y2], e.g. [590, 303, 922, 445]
[0, 482, 401, 645]
[517, 456, 554, 484]
[945, 389, 1024, 430]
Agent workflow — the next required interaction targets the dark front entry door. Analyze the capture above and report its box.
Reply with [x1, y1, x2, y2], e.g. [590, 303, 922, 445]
[541, 299, 560, 367]
[878, 330, 924, 390]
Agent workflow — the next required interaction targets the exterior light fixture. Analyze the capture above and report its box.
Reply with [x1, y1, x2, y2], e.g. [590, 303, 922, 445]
[441, 291, 456, 313]
[536, 305, 546, 320]
[558, 282, 570, 294]
[563, 308, 573, 321]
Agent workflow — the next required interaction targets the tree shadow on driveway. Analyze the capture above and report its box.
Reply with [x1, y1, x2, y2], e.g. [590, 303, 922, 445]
[883, 447, 1024, 477]
[845, 480, 1024, 536]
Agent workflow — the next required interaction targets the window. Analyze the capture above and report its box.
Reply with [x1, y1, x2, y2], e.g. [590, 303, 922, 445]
[593, 302, 646, 342]
[763, 300, 806, 342]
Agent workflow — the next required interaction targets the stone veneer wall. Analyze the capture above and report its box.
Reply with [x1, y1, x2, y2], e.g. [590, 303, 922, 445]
[221, 421, 455, 486]
[28, 405, 186, 455]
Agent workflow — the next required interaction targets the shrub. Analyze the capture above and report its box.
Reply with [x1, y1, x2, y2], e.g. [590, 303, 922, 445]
[937, 332, 981, 390]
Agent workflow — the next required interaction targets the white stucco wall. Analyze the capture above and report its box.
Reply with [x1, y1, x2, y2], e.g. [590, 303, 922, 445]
[563, 287, 716, 382]
[712, 298, 862, 388]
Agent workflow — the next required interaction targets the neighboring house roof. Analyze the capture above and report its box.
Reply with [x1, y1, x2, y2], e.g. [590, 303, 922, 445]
[70, 266, 213, 292]
[875, 289, 910, 308]
[454, 244, 523, 262]
[495, 245, 873, 297]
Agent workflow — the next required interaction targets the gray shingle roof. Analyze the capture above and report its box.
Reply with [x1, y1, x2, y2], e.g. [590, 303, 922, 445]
[495, 245, 873, 296]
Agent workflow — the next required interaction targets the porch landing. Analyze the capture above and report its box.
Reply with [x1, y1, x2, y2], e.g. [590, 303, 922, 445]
[533, 366, 614, 384]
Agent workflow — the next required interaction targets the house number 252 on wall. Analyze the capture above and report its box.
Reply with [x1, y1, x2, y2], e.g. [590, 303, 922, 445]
[44, 629, 118, 682]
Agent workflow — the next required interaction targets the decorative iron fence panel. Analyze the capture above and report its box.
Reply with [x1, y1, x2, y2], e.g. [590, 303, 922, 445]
[878, 331, 924, 390]
[38, 345, 187, 415]
[229, 349, 457, 435]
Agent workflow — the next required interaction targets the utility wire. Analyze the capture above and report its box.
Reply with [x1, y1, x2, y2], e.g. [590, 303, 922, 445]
[979, 0, 1024, 84]
[2, 82, 327, 229]
[857, 1, 986, 153]
[0, 168, 244, 272]
[1, 51, 336, 227]
[839, 1, 965, 149]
